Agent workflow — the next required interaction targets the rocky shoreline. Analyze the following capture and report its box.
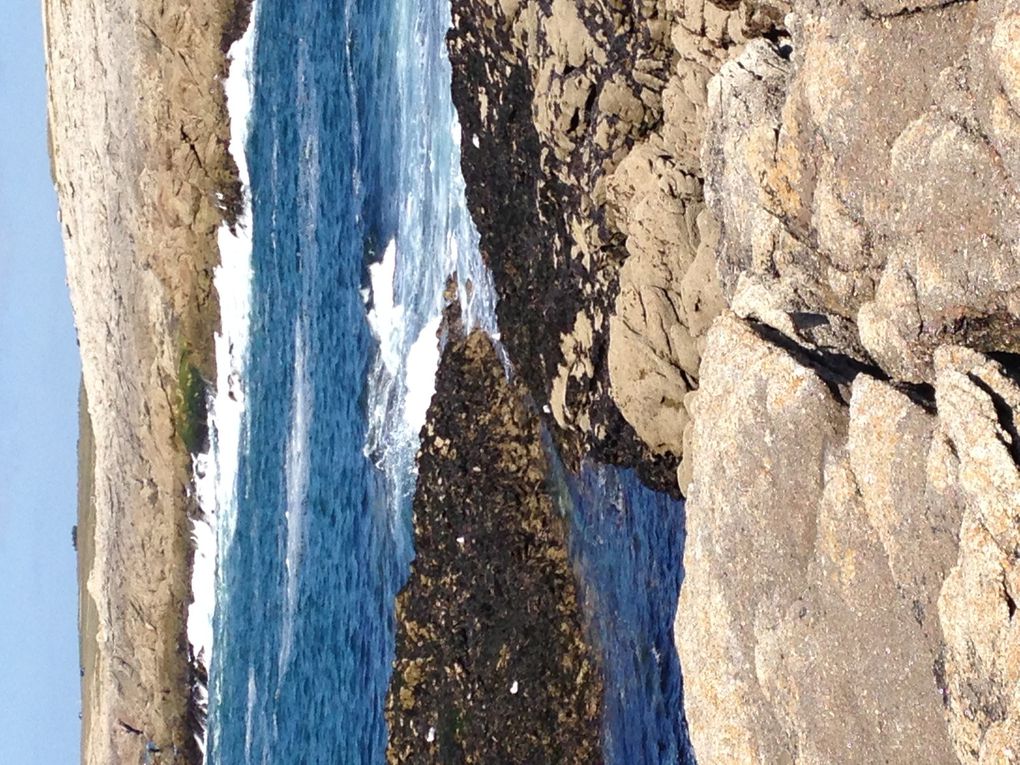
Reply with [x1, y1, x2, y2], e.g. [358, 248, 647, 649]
[45, 0, 246, 761]
[439, 0, 1020, 762]
[447, 0, 692, 494]
[387, 313, 602, 763]
[48, 0, 1020, 761]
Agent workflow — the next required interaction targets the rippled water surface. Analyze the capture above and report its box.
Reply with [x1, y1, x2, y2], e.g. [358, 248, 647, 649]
[206, 1, 492, 760]
[203, 1, 692, 762]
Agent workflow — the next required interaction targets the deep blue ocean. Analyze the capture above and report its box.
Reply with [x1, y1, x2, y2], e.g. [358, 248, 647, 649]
[204, 1, 693, 762]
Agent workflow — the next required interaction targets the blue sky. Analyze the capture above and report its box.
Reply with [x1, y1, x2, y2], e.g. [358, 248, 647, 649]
[0, 2, 81, 762]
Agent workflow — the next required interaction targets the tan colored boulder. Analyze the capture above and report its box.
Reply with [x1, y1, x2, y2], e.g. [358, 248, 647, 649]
[677, 314, 962, 763]
[934, 347, 1020, 764]
[704, 2, 1020, 383]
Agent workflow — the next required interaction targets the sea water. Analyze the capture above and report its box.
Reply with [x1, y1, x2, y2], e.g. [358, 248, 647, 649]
[197, 0, 692, 762]
[558, 461, 696, 764]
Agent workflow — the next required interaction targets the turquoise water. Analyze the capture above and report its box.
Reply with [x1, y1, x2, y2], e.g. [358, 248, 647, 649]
[204, 1, 693, 762]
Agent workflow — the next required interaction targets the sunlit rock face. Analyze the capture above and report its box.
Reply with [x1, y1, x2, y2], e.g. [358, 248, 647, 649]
[703, 1, 1020, 383]
[45, 0, 243, 761]
[677, 315, 1020, 764]
[674, 1, 1020, 760]
[447, 0, 798, 490]
[676, 315, 962, 763]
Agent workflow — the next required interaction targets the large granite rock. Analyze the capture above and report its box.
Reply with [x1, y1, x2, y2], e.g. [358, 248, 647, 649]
[672, 5, 1020, 759]
[45, 0, 244, 761]
[386, 328, 601, 764]
[447, 1, 1020, 762]
[704, 1, 1020, 382]
[677, 315, 960, 763]
[934, 346, 1020, 762]
[676, 314, 1020, 763]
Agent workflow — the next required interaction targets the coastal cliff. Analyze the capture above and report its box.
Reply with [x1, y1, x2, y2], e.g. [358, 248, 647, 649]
[445, 0, 1020, 762]
[680, 3, 1020, 760]
[44, 0, 244, 761]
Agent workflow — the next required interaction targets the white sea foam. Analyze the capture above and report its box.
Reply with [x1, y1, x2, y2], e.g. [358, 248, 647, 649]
[404, 315, 442, 434]
[191, 0, 503, 756]
[244, 666, 257, 762]
[191, 0, 258, 756]
[366, 239, 404, 376]
[363, 103, 501, 542]
[280, 317, 311, 673]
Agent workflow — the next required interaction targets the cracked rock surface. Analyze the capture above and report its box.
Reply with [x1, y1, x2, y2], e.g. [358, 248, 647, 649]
[676, 316, 1020, 764]
[677, 315, 963, 763]
[705, 0, 1020, 382]
[448, 0, 793, 490]
[675, 2, 1020, 760]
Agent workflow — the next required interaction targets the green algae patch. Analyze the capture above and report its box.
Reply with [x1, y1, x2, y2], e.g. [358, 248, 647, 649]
[176, 347, 209, 455]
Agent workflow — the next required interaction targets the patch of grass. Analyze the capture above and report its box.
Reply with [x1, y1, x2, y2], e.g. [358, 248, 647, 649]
[176, 348, 209, 455]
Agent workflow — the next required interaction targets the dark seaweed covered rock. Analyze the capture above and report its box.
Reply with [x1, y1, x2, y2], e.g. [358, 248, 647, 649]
[446, 0, 688, 493]
[386, 329, 602, 764]
[446, 1, 1020, 762]
[446, 1, 792, 494]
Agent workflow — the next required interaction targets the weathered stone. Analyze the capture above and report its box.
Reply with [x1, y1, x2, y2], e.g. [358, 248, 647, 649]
[676, 314, 962, 763]
[674, 2, 1020, 758]
[934, 347, 1020, 764]
[704, 1, 1020, 383]
[45, 0, 244, 761]
[448, 0, 784, 484]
